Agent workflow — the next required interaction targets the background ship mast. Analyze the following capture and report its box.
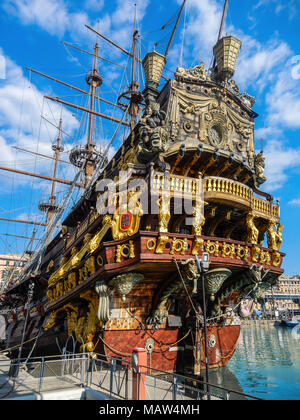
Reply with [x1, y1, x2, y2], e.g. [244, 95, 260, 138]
[38, 118, 63, 224]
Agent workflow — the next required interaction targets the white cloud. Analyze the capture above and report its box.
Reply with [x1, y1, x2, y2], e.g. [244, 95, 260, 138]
[289, 198, 300, 206]
[2, 0, 70, 37]
[0, 51, 79, 194]
[235, 37, 291, 91]
[263, 139, 300, 191]
[254, 0, 298, 20]
[265, 60, 300, 130]
[84, 0, 104, 12]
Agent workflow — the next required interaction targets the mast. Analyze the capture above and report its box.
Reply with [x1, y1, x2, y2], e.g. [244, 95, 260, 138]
[0, 218, 47, 227]
[164, 0, 187, 58]
[217, 0, 229, 41]
[129, 5, 140, 131]
[0, 165, 82, 188]
[38, 118, 64, 224]
[85, 42, 102, 186]
[1, 233, 41, 241]
[213, 0, 229, 68]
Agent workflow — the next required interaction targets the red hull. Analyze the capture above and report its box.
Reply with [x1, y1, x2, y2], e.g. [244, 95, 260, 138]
[102, 324, 240, 373]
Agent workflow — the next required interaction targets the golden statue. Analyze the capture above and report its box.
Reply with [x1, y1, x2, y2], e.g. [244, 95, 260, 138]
[246, 212, 259, 244]
[266, 219, 283, 251]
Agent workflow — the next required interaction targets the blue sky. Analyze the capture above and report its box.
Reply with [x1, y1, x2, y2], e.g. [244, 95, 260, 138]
[0, 0, 299, 275]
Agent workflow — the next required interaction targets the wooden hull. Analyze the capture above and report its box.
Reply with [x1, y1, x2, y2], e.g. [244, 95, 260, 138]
[101, 324, 240, 374]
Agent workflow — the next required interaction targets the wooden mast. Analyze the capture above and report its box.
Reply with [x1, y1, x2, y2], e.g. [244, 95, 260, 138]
[39, 118, 64, 225]
[44, 96, 129, 127]
[28, 67, 124, 111]
[130, 5, 139, 131]
[0, 165, 83, 188]
[12, 146, 71, 166]
[1, 233, 41, 241]
[218, 0, 229, 41]
[0, 218, 47, 227]
[85, 25, 169, 82]
[84, 42, 101, 186]
[213, 0, 229, 67]
[62, 41, 126, 69]
[164, 0, 187, 58]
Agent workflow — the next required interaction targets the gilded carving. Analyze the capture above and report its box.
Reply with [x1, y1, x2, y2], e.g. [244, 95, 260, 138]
[175, 62, 207, 82]
[192, 199, 205, 236]
[47, 289, 54, 303]
[205, 268, 232, 301]
[222, 242, 235, 259]
[254, 151, 267, 187]
[206, 240, 220, 257]
[266, 219, 283, 251]
[67, 272, 77, 290]
[271, 251, 281, 267]
[48, 215, 113, 287]
[170, 237, 188, 255]
[95, 281, 110, 323]
[109, 273, 144, 302]
[251, 246, 261, 263]
[158, 195, 171, 233]
[155, 235, 169, 254]
[137, 103, 169, 164]
[46, 260, 54, 273]
[111, 192, 143, 240]
[259, 250, 270, 265]
[181, 259, 200, 294]
[192, 237, 204, 256]
[146, 238, 157, 251]
[246, 212, 259, 245]
[116, 241, 135, 263]
[236, 245, 249, 261]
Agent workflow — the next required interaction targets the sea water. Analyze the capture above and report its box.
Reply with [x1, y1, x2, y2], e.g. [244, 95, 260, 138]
[224, 323, 300, 400]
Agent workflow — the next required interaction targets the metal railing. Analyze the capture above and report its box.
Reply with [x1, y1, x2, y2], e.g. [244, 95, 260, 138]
[0, 353, 263, 400]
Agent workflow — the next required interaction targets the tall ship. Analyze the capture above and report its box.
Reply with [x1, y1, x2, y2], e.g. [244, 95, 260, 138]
[0, 1, 284, 376]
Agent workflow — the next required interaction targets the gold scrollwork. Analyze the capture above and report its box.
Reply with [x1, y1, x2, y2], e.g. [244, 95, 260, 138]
[251, 246, 261, 263]
[155, 235, 169, 254]
[236, 245, 249, 261]
[206, 240, 220, 257]
[192, 237, 204, 256]
[259, 250, 270, 265]
[271, 251, 281, 267]
[116, 241, 135, 263]
[96, 255, 104, 267]
[170, 237, 188, 255]
[146, 238, 157, 251]
[222, 242, 235, 259]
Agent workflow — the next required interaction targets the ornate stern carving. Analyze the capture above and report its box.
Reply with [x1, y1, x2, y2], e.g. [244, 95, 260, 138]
[137, 103, 169, 164]
[266, 219, 283, 251]
[175, 62, 207, 83]
[147, 259, 199, 327]
[158, 194, 171, 233]
[246, 212, 259, 244]
[254, 151, 267, 187]
[95, 281, 110, 324]
[109, 273, 144, 302]
[205, 268, 232, 302]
